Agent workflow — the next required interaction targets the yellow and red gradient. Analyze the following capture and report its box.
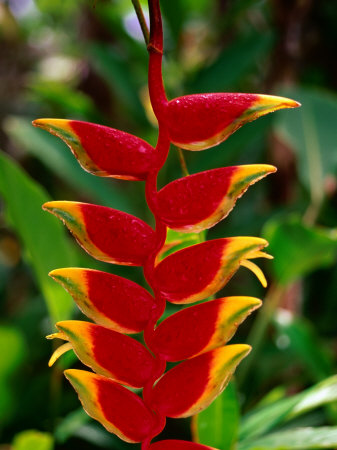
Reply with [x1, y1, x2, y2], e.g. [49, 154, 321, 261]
[148, 344, 250, 418]
[157, 165, 276, 232]
[165, 93, 300, 151]
[150, 441, 216, 450]
[64, 369, 159, 443]
[154, 237, 269, 303]
[147, 297, 261, 361]
[50, 321, 157, 388]
[43, 201, 155, 266]
[49, 268, 155, 334]
[33, 119, 157, 181]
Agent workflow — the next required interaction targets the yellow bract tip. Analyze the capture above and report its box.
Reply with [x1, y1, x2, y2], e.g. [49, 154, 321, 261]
[48, 342, 72, 367]
[240, 259, 268, 288]
[256, 94, 301, 110]
[32, 118, 72, 131]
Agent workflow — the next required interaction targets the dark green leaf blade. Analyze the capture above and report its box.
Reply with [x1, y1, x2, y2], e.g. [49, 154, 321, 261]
[0, 151, 78, 322]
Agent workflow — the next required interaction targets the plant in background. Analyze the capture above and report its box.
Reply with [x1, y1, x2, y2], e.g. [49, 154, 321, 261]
[33, 0, 299, 448]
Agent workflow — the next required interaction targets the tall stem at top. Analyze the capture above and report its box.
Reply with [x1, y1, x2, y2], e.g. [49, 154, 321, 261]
[148, 0, 167, 120]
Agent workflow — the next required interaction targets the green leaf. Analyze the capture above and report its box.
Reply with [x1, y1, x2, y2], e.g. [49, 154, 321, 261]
[263, 216, 337, 285]
[0, 326, 26, 423]
[240, 375, 337, 441]
[28, 80, 100, 121]
[0, 151, 78, 322]
[193, 382, 239, 449]
[0, 326, 26, 379]
[274, 87, 337, 204]
[189, 32, 274, 92]
[274, 310, 333, 382]
[238, 427, 337, 449]
[88, 43, 148, 125]
[55, 408, 90, 443]
[13, 430, 54, 450]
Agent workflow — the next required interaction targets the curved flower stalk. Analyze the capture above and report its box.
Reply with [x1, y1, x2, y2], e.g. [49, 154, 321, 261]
[33, 1, 299, 448]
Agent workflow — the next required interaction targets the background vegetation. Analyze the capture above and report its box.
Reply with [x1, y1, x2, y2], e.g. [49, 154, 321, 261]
[0, 0, 337, 448]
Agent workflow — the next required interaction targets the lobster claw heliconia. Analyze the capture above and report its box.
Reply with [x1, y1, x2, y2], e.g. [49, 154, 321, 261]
[164, 93, 299, 150]
[38, 0, 300, 448]
[33, 119, 158, 180]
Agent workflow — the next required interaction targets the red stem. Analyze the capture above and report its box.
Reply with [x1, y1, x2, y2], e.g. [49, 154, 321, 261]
[141, 2, 172, 448]
[148, 0, 168, 120]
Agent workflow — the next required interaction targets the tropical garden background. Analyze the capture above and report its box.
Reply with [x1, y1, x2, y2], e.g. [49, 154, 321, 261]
[0, 0, 337, 448]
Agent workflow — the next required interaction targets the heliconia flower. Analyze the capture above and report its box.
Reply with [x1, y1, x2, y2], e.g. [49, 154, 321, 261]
[165, 93, 300, 150]
[148, 344, 251, 418]
[154, 237, 270, 303]
[49, 268, 155, 334]
[149, 441, 217, 450]
[39, 1, 298, 447]
[64, 369, 160, 443]
[48, 321, 158, 388]
[157, 165, 276, 232]
[43, 201, 155, 266]
[147, 297, 261, 361]
[32, 119, 157, 180]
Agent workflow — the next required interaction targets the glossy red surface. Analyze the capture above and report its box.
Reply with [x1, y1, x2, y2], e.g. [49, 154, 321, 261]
[90, 324, 157, 387]
[96, 377, 156, 442]
[154, 240, 227, 302]
[71, 121, 157, 180]
[157, 167, 235, 230]
[80, 204, 155, 266]
[166, 93, 256, 146]
[148, 300, 220, 361]
[149, 352, 212, 417]
[86, 270, 155, 332]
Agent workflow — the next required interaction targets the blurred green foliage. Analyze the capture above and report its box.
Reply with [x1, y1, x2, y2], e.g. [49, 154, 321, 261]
[0, 0, 337, 449]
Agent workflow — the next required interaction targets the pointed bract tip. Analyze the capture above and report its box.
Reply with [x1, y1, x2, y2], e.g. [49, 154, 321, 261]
[48, 267, 80, 279]
[233, 296, 262, 309]
[32, 118, 71, 129]
[42, 201, 79, 217]
[255, 94, 301, 112]
[64, 368, 85, 383]
[230, 236, 268, 250]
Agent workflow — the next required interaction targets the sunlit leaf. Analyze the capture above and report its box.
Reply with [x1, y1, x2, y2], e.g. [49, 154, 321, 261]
[12, 430, 54, 450]
[193, 383, 239, 450]
[240, 375, 337, 441]
[238, 426, 337, 449]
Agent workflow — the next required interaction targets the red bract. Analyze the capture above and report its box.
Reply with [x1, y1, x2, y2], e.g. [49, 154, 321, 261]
[51, 321, 158, 387]
[49, 268, 155, 333]
[157, 165, 276, 232]
[36, 0, 300, 448]
[33, 119, 157, 180]
[165, 93, 299, 150]
[43, 201, 155, 265]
